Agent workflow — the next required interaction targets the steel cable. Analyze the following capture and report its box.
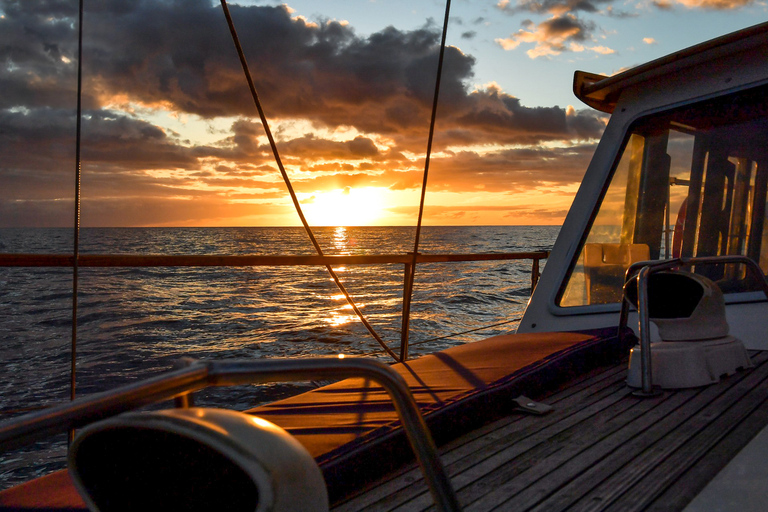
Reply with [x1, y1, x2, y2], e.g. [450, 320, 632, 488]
[219, 1, 399, 361]
[69, 0, 85, 445]
[400, 0, 453, 361]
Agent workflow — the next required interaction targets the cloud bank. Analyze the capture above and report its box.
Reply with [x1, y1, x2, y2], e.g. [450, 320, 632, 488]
[1, 0, 606, 227]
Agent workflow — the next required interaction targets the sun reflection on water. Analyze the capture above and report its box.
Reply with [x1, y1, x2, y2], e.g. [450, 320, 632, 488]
[326, 314, 357, 326]
[333, 226, 347, 252]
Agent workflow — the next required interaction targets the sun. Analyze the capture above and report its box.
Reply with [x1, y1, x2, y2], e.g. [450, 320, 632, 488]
[301, 187, 387, 226]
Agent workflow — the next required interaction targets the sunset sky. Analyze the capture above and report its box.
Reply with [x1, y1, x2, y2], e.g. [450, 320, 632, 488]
[1, 0, 766, 227]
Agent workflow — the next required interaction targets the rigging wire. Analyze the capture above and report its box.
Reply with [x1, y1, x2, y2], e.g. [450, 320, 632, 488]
[219, 0, 399, 362]
[400, 0, 452, 361]
[69, 0, 85, 444]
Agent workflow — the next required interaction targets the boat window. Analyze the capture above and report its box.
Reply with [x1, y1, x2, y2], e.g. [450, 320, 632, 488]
[559, 85, 768, 307]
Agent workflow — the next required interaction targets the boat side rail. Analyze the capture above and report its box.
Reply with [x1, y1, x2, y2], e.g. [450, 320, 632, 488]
[0, 251, 548, 292]
[619, 255, 768, 396]
[0, 357, 462, 512]
[0, 250, 548, 361]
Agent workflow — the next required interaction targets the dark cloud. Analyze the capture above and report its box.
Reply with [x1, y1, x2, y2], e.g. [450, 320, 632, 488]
[497, 0, 750, 61]
[83, 1, 476, 129]
[494, 0, 625, 57]
[0, 0, 606, 226]
[424, 86, 606, 148]
[495, 13, 603, 57]
[502, 0, 612, 15]
[541, 14, 594, 41]
[0, 106, 200, 174]
[347, 136, 380, 157]
[0, 0, 595, 139]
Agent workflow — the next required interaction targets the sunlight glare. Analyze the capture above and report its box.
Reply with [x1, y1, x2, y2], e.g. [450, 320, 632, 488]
[326, 314, 356, 327]
[302, 187, 386, 226]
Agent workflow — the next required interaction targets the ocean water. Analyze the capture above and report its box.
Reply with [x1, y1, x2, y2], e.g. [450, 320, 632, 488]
[0, 225, 558, 490]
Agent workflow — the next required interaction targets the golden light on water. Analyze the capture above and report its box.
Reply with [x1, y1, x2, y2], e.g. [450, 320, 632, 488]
[326, 313, 356, 326]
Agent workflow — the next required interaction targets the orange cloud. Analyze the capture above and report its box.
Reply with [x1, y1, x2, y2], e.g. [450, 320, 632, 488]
[672, 0, 753, 8]
[495, 14, 608, 59]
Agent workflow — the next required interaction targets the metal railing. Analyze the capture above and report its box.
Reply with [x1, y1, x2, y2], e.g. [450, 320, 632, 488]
[0, 357, 461, 511]
[0, 250, 548, 361]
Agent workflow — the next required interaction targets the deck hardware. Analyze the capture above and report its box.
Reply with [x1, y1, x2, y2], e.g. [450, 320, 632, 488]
[621, 255, 768, 397]
[512, 396, 553, 415]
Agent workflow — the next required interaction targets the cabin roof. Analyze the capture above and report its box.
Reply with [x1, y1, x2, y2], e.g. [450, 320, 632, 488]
[574, 21, 768, 113]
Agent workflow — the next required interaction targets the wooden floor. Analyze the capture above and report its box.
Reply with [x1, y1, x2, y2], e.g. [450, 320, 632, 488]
[333, 350, 768, 512]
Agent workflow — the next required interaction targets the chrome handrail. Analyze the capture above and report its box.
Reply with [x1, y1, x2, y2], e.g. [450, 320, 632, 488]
[0, 357, 461, 512]
[619, 255, 768, 396]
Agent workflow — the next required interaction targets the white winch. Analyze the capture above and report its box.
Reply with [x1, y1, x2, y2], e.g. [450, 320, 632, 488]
[625, 270, 752, 389]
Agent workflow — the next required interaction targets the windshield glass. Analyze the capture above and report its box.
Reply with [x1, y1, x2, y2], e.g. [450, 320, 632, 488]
[560, 85, 768, 307]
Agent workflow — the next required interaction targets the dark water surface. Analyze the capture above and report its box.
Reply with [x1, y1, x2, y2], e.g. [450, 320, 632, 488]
[0, 225, 558, 489]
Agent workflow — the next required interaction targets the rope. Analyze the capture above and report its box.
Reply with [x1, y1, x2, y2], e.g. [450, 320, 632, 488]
[219, 1, 399, 362]
[69, 0, 85, 445]
[400, 0, 452, 360]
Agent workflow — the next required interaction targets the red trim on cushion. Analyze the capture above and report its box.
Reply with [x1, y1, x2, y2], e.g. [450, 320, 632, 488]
[0, 469, 85, 511]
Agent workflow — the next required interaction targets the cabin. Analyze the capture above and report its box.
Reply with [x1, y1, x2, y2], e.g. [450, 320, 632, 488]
[521, 23, 768, 353]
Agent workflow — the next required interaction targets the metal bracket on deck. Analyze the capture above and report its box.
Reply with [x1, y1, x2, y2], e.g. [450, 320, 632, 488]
[512, 395, 553, 415]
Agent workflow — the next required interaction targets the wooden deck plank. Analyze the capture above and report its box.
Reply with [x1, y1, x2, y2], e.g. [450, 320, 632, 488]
[647, 399, 768, 511]
[523, 351, 768, 512]
[334, 351, 768, 512]
[332, 362, 630, 512]
[462, 382, 694, 511]
[602, 353, 768, 511]
[383, 375, 634, 511]
[337, 376, 630, 512]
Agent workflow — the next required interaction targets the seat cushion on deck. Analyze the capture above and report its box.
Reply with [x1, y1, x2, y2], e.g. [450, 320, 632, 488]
[245, 326, 634, 501]
[0, 469, 85, 511]
[0, 327, 634, 510]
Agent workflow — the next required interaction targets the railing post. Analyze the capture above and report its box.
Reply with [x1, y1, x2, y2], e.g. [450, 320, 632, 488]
[173, 393, 194, 409]
[635, 265, 659, 396]
[400, 260, 414, 362]
[531, 256, 541, 291]
[173, 357, 196, 408]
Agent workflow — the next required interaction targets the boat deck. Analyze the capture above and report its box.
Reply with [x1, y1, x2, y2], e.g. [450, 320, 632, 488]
[333, 350, 768, 511]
